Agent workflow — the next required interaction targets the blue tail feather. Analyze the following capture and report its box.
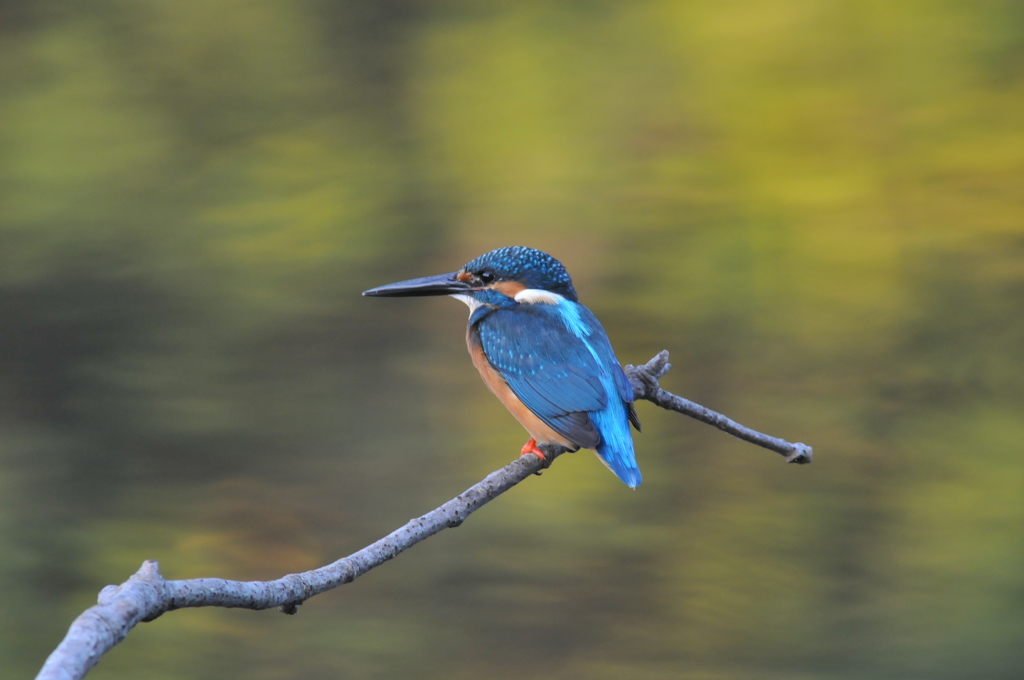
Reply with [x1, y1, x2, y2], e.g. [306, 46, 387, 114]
[590, 374, 642, 488]
[595, 442, 642, 488]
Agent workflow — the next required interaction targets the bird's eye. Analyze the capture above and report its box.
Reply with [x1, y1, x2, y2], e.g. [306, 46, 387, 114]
[479, 270, 495, 283]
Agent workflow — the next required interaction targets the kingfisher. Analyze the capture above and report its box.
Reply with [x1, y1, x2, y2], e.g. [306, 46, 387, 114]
[363, 246, 642, 488]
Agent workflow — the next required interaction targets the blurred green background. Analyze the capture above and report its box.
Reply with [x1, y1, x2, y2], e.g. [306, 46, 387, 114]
[2, 1, 1023, 678]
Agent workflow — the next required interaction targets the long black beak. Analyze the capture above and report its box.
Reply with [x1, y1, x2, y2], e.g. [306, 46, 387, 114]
[362, 271, 472, 297]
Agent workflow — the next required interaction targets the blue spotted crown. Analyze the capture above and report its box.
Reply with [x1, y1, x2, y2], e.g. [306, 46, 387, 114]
[463, 246, 578, 301]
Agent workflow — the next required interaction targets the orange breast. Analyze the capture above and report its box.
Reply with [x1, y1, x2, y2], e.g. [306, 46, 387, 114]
[467, 328, 574, 448]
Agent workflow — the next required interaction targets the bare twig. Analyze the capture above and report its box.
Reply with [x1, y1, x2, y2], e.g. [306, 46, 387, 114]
[36, 351, 811, 680]
[624, 351, 812, 464]
[36, 456, 548, 680]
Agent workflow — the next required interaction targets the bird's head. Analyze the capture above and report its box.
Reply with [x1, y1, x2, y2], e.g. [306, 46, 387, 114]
[363, 246, 579, 304]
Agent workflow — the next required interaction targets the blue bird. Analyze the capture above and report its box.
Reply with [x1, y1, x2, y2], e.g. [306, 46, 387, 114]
[363, 246, 642, 488]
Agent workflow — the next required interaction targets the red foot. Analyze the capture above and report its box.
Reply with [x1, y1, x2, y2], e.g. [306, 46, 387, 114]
[520, 438, 547, 462]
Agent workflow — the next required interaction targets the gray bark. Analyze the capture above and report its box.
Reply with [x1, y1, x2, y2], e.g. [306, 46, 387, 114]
[36, 351, 811, 680]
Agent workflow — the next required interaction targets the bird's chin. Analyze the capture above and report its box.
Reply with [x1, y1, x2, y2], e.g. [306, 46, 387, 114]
[450, 293, 483, 313]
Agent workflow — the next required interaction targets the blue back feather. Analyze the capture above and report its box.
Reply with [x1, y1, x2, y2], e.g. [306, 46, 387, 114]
[473, 299, 642, 488]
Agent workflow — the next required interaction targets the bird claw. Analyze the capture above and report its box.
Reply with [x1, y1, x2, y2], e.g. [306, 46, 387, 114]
[520, 438, 553, 469]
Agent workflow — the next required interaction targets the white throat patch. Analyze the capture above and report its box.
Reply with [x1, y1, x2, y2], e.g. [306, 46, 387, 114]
[514, 289, 564, 305]
[450, 294, 483, 314]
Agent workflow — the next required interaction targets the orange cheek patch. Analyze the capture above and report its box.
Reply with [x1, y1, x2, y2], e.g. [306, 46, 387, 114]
[492, 281, 526, 297]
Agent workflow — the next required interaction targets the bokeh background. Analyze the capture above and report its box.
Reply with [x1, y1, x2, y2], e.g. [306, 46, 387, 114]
[2, 1, 1023, 678]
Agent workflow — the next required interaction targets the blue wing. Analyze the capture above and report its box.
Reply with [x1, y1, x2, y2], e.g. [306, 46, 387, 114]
[473, 302, 642, 487]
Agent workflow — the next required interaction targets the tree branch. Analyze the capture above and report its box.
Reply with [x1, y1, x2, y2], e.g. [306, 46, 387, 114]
[36, 351, 812, 680]
[624, 351, 812, 464]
